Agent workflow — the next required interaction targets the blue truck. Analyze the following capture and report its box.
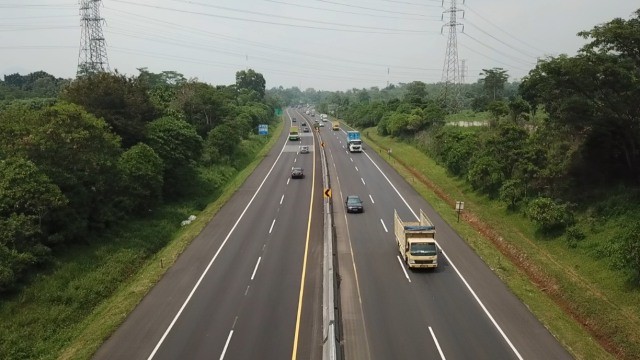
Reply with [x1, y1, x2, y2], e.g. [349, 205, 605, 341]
[347, 131, 362, 152]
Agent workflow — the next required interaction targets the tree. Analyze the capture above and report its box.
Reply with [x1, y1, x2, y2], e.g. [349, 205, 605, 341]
[508, 97, 531, 123]
[487, 100, 509, 122]
[236, 69, 266, 99]
[203, 123, 241, 165]
[172, 81, 232, 137]
[61, 72, 159, 148]
[116, 143, 164, 213]
[0, 157, 67, 290]
[145, 116, 203, 197]
[404, 81, 428, 107]
[479, 68, 509, 100]
[0, 102, 123, 240]
[520, 10, 640, 184]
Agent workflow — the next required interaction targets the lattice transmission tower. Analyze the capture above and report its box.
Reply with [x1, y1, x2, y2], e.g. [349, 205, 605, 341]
[77, 0, 109, 76]
[441, 0, 464, 111]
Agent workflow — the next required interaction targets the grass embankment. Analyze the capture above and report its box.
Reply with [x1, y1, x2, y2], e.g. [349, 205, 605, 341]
[362, 129, 640, 360]
[0, 120, 283, 360]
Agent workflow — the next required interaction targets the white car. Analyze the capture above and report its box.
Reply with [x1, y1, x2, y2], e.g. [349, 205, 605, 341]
[318, 122, 324, 127]
[300, 145, 309, 154]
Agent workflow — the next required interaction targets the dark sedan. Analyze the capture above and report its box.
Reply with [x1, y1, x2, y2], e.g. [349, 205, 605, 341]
[345, 195, 363, 213]
[291, 167, 304, 179]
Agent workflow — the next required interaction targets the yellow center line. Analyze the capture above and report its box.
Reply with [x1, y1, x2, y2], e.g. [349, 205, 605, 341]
[291, 121, 316, 360]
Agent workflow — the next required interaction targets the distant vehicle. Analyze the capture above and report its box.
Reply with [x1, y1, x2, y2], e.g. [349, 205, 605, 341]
[347, 131, 362, 152]
[302, 122, 307, 126]
[345, 195, 364, 213]
[395, 209, 438, 269]
[318, 122, 324, 127]
[289, 126, 300, 141]
[332, 121, 339, 131]
[292, 117, 297, 122]
[300, 145, 309, 154]
[303, 127, 310, 132]
[291, 167, 304, 179]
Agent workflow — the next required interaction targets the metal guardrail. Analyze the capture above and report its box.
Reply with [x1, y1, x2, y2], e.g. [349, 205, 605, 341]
[318, 125, 341, 360]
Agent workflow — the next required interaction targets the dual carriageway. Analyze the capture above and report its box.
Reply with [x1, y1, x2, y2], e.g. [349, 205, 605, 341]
[94, 108, 571, 360]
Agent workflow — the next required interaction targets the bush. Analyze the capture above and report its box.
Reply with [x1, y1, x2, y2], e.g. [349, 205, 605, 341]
[565, 225, 586, 249]
[527, 197, 573, 234]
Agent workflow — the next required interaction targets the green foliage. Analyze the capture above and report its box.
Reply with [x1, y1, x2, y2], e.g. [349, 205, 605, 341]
[145, 116, 203, 197]
[236, 69, 266, 99]
[605, 220, 640, 282]
[0, 157, 67, 290]
[60, 72, 158, 148]
[403, 81, 428, 106]
[499, 179, 525, 209]
[527, 197, 574, 234]
[203, 123, 240, 165]
[467, 153, 504, 196]
[508, 97, 531, 123]
[520, 10, 640, 185]
[487, 100, 509, 121]
[171, 81, 233, 137]
[116, 143, 164, 213]
[1, 71, 68, 100]
[565, 225, 586, 249]
[479, 68, 509, 101]
[0, 102, 123, 241]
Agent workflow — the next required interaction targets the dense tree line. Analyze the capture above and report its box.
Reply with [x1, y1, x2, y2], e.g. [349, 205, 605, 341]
[0, 71, 69, 100]
[281, 10, 640, 281]
[0, 68, 276, 291]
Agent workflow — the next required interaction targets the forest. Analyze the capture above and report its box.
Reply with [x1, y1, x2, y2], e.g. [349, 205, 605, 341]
[0, 68, 279, 291]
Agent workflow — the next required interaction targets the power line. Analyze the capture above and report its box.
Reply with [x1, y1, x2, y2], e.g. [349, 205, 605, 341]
[462, 3, 550, 55]
[110, 0, 432, 34]
[263, 0, 438, 21]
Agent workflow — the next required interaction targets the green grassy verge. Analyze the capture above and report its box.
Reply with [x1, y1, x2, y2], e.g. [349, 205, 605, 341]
[0, 120, 283, 360]
[361, 129, 630, 360]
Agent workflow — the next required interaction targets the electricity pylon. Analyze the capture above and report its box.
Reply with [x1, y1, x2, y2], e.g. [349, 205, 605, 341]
[77, 0, 109, 76]
[441, 0, 464, 112]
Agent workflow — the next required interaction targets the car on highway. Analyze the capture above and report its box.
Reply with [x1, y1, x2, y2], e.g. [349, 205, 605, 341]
[303, 127, 310, 132]
[300, 145, 309, 154]
[292, 117, 297, 122]
[318, 122, 324, 127]
[301, 122, 307, 126]
[291, 167, 304, 179]
[345, 195, 363, 213]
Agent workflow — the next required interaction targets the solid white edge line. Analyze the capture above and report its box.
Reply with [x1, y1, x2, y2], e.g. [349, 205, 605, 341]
[429, 326, 446, 360]
[251, 257, 261, 280]
[219, 330, 233, 360]
[380, 218, 388, 233]
[364, 151, 524, 360]
[396, 256, 411, 282]
[146, 132, 289, 360]
[269, 218, 276, 234]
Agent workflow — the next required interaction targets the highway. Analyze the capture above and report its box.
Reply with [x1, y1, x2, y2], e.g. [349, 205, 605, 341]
[316, 112, 573, 360]
[94, 109, 324, 360]
[95, 107, 572, 360]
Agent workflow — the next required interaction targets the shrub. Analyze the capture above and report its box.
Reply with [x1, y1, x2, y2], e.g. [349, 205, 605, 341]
[527, 197, 573, 234]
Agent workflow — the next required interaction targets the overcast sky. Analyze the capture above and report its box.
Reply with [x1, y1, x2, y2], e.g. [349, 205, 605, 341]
[1, 0, 637, 91]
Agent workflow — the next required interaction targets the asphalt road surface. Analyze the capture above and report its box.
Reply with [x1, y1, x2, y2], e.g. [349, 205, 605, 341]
[94, 109, 323, 360]
[315, 113, 572, 360]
